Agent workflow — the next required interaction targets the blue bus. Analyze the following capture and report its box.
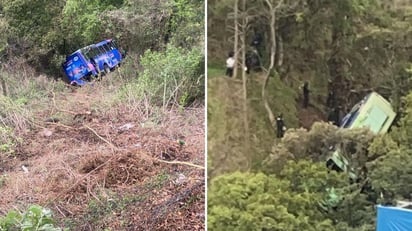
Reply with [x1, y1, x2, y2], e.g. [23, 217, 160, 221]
[62, 39, 124, 86]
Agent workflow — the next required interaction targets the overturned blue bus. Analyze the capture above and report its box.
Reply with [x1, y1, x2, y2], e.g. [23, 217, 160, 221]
[62, 39, 124, 86]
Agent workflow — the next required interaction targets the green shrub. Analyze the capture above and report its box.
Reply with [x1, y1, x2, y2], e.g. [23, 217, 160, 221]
[0, 205, 62, 231]
[117, 53, 141, 81]
[169, 0, 204, 49]
[120, 45, 204, 107]
[140, 45, 203, 106]
[0, 126, 18, 155]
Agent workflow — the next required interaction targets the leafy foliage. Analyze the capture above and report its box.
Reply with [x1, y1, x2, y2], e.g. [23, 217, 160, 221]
[368, 147, 412, 203]
[0, 0, 204, 77]
[0, 205, 62, 231]
[390, 92, 412, 148]
[208, 162, 347, 231]
[208, 123, 382, 230]
[169, 0, 204, 48]
[121, 45, 204, 107]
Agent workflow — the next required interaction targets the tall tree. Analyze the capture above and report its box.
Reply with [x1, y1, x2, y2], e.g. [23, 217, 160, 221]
[260, 0, 304, 129]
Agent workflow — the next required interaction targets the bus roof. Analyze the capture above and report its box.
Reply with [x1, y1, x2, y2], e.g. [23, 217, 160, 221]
[66, 40, 113, 59]
[95, 39, 112, 47]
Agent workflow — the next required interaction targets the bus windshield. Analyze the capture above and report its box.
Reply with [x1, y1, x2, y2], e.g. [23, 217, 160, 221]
[110, 40, 119, 49]
[341, 109, 360, 128]
[341, 102, 362, 128]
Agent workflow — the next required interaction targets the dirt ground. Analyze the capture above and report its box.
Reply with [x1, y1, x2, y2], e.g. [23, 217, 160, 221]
[296, 95, 327, 129]
[0, 86, 205, 230]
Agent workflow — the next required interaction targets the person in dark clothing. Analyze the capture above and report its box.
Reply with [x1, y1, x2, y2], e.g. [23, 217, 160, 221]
[276, 114, 286, 138]
[245, 50, 261, 74]
[251, 33, 263, 49]
[326, 90, 336, 109]
[328, 106, 341, 126]
[302, 81, 310, 108]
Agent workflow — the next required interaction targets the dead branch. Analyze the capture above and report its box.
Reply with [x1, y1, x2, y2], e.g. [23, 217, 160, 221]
[45, 122, 76, 130]
[157, 159, 205, 169]
[83, 125, 117, 151]
[51, 91, 78, 115]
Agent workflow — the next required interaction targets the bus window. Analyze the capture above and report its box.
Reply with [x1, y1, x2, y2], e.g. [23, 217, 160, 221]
[363, 106, 389, 133]
[80, 47, 90, 60]
[97, 46, 107, 54]
[88, 48, 95, 58]
[103, 43, 111, 52]
[341, 109, 360, 128]
[326, 159, 343, 172]
[90, 47, 100, 58]
[110, 40, 119, 49]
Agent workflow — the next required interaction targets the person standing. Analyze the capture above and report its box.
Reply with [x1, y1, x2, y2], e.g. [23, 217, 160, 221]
[226, 51, 235, 77]
[276, 114, 286, 138]
[328, 106, 341, 126]
[326, 90, 336, 109]
[302, 81, 310, 108]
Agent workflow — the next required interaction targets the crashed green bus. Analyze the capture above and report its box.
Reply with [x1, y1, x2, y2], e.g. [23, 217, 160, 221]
[326, 92, 396, 180]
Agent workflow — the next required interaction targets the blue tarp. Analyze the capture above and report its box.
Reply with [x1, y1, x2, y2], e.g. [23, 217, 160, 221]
[376, 205, 412, 231]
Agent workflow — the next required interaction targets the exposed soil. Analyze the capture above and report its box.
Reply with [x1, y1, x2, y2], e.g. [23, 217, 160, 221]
[0, 86, 205, 230]
[296, 96, 327, 129]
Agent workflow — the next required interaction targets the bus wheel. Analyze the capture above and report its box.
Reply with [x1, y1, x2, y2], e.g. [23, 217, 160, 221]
[104, 64, 111, 74]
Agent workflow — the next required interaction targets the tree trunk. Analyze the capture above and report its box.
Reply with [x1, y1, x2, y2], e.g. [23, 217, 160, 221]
[0, 73, 6, 97]
[0, 76, 7, 96]
[233, 0, 239, 78]
[276, 34, 283, 68]
[241, 0, 250, 158]
[262, 0, 278, 129]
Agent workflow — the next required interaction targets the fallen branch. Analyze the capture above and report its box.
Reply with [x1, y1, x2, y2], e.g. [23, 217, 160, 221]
[84, 125, 203, 169]
[52, 91, 78, 115]
[83, 124, 117, 151]
[45, 122, 76, 130]
[156, 159, 205, 169]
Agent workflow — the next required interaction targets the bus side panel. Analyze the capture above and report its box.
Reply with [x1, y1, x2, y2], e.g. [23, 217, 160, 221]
[94, 50, 121, 70]
[111, 49, 122, 66]
[93, 55, 109, 72]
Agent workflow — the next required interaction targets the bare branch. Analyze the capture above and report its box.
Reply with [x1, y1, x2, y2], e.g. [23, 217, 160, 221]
[157, 160, 204, 169]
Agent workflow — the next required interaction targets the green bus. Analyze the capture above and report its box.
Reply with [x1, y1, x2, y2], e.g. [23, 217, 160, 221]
[326, 92, 396, 180]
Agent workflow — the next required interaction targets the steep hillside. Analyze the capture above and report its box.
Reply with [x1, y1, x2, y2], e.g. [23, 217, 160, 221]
[0, 1, 204, 229]
[0, 70, 205, 230]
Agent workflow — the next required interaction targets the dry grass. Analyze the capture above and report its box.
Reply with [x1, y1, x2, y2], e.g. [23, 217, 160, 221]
[0, 67, 205, 230]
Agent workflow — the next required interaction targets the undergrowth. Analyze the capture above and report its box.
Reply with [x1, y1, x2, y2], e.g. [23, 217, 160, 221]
[0, 50, 204, 230]
[0, 205, 62, 231]
[116, 45, 204, 108]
